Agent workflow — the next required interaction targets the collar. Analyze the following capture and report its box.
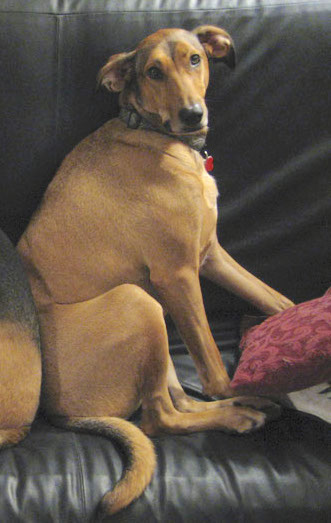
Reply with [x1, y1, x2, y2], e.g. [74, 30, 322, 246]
[119, 104, 207, 152]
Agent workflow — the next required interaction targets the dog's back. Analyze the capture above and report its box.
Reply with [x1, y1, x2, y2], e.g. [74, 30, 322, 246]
[0, 229, 41, 448]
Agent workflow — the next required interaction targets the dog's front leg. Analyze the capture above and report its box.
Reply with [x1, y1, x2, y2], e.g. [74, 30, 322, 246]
[150, 265, 231, 397]
[200, 238, 294, 315]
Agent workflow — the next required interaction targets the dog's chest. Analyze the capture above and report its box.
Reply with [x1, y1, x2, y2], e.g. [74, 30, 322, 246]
[198, 164, 219, 244]
[201, 168, 218, 211]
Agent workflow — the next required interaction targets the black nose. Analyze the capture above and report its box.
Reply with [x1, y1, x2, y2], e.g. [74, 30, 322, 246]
[178, 104, 203, 127]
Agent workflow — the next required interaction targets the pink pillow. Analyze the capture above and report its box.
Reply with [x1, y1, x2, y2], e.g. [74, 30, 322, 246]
[231, 289, 331, 394]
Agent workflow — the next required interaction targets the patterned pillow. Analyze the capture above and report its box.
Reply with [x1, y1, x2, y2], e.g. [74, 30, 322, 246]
[231, 289, 331, 394]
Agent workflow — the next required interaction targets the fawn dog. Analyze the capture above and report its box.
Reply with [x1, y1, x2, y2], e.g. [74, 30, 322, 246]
[17, 26, 294, 517]
[0, 229, 41, 449]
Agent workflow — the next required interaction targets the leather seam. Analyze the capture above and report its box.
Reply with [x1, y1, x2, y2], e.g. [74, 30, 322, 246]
[70, 433, 88, 520]
[0, 3, 326, 15]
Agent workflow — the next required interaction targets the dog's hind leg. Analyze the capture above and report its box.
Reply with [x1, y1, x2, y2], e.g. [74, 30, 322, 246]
[38, 284, 165, 516]
[36, 283, 271, 515]
[40, 282, 268, 444]
[141, 366, 267, 437]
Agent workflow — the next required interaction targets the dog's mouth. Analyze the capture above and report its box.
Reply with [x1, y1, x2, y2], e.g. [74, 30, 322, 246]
[164, 120, 207, 135]
[162, 121, 208, 151]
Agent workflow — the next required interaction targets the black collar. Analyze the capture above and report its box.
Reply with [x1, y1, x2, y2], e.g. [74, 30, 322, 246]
[119, 105, 207, 152]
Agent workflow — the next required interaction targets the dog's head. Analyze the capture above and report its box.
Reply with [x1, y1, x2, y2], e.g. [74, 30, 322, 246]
[99, 26, 235, 136]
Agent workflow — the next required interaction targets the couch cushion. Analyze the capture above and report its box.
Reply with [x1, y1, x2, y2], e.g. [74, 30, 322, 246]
[1, 0, 330, 313]
[0, 320, 330, 522]
[0, 377, 330, 522]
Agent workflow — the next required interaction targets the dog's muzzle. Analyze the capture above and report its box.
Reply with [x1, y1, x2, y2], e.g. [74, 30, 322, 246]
[178, 104, 204, 128]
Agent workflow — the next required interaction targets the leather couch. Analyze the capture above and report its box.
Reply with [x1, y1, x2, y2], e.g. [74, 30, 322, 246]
[0, 1, 330, 521]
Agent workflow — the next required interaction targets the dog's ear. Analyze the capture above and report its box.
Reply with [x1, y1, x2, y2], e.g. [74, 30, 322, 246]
[192, 25, 235, 69]
[98, 50, 136, 92]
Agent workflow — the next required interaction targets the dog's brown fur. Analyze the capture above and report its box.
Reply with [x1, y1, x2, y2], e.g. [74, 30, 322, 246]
[0, 230, 41, 449]
[17, 26, 294, 516]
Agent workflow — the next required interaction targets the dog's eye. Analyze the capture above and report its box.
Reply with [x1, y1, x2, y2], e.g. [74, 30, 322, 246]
[147, 67, 163, 80]
[190, 54, 201, 66]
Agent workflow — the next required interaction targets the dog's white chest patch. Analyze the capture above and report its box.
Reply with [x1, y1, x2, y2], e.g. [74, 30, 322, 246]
[202, 169, 218, 211]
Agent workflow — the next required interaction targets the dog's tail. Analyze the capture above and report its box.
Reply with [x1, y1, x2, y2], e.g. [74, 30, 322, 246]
[51, 415, 156, 517]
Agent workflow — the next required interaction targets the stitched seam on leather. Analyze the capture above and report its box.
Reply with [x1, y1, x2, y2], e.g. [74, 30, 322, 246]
[71, 433, 88, 521]
[0, 3, 326, 15]
[46, 5, 331, 16]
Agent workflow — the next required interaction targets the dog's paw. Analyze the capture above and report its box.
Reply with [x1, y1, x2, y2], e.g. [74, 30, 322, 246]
[265, 292, 295, 315]
[231, 396, 281, 421]
[218, 406, 266, 434]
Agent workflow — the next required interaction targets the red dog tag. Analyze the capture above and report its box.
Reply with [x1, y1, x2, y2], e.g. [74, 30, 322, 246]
[204, 154, 214, 172]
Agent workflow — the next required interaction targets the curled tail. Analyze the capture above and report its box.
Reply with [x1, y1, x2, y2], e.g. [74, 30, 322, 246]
[51, 416, 156, 517]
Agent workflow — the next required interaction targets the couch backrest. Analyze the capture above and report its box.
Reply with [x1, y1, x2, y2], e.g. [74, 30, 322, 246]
[0, 0, 330, 311]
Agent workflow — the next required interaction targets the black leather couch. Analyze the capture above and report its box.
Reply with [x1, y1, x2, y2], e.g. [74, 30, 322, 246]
[0, 1, 330, 522]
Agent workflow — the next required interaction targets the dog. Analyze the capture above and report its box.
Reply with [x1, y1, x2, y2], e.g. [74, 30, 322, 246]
[0, 228, 41, 449]
[17, 26, 294, 517]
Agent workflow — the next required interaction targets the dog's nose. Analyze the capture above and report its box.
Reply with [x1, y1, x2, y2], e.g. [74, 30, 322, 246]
[178, 104, 203, 127]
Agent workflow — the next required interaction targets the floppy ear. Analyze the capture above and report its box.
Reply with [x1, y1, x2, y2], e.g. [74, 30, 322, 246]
[98, 50, 136, 92]
[192, 25, 235, 69]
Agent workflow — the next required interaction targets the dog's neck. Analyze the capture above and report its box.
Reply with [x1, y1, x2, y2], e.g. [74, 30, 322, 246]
[119, 104, 207, 152]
